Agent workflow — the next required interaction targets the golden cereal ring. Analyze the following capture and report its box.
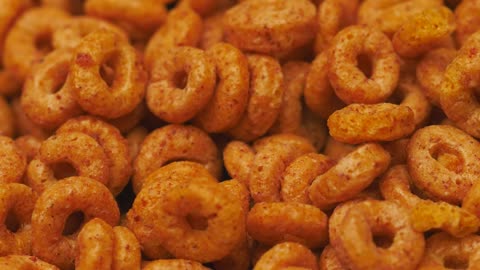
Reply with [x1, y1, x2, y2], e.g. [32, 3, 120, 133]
[323, 137, 355, 162]
[11, 98, 50, 140]
[253, 242, 318, 270]
[199, 11, 224, 50]
[220, 179, 250, 215]
[455, 0, 480, 46]
[0, 96, 14, 137]
[143, 260, 210, 270]
[112, 226, 142, 270]
[0, 255, 60, 270]
[126, 126, 148, 162]
[223, 141, 255, 187]
[31, 177, 119, 270]
[105, 102, 147, 134]
[15, 135, 42, 163]
[379, 165, 423, 210]
[0, 136, 26, 184]
[212, 237, 250, 270]
[319, 245, 346, 270]
[382, 138, 410, 166]
[179, 0, 233, 16]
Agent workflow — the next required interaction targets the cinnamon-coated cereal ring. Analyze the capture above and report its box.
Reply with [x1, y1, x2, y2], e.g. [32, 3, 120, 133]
[319, 245, 346, 270]
[329, 200, 425, 270]
[31, 177, 120, 270]
[407, 125, 480, 204]
[379, 165, 423, 210]
[454, 0, 480, 46]
[0, 136, 26, 184]
[0, 96, 14, 137]
[71, 30, 147, 119]
[393, 74, 432, 128]
[300, 110, 329, 151]
[0, 255, 60, 270]
[253, 242, 318, 270]
[223, 141, 255, 187]
[126, 126, 148, 162]
[220, 179, 250, 215]
[56, 116, 131, 196]
[323, 137, 355, 161]
[223, 0, 317, 57]
[15, 135, 42, 163]
[11, 98, 50, 140]
[41, 0, 84, 14]
[382, 138, 410, 165]
[213, 237, 250, 270]
[21, 49, 82, 129]
[327, 103, 415, 144]
[105, 102, 146, 134]
[463, 180, 480, 218]
[179, 0, 234, 16]
[133, 124, 221, 194]
[228, 54, 283, 142]
[309, 143, 391, 209]
[328, 25, 400, 104]
[142, 260, 210, 270]
[3, 7, 70, 81]
[146, 46, 215, 123]
[247, 202, 328, 249]
[199, 11, 224, 50]
[26, 132, 109, 194]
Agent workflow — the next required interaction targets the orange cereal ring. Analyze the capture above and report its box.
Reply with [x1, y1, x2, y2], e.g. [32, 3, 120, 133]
[15, 135, 42, 163]
[379, 165, 423, 210]
[253, 242, 318, 270]
[463, 180, 480, 218]
[329, 199, 425, 270]
[328, 25, 400, 104]
[0, 96, 14, 137]
[143, 259, 210, 270]
[0, 255, 60, 270]
[41, 0, 84, 14]
[223, 0, 317, 57]
[56, 116, 131, 196]
[327, 103, 415, 144]
[105, 102, 147, 134]
[247, 202, 328, 249]
[0, 136, 26, 184]
[146, 46, 215, 124]
[309, 143, 391, 209]
[26, 132, 109, 194]
[382, 138, 410, 165]
[112, 226, 142, 270]
[407, 125, 480, 204]
[300, 110, 328, 151]
[31, 177, 119, 270]
[3, 7, 70, 81]
[220, 179, 250, 215]
[199, 11, 224, 50]
[179, 0, 234, 16]
[323, 137, 355, 161]
[71, 30, 147, 119]
[228, 54, 283, 142]
[20, 49, 82, 129]
[319, 245, 346, 270]
[133, 124, 221, 194]
[455, 0, 480, 46]
[223, 141, 255, 187]
[126, 126, 148, 162]
[213, 237, 250, 270]
[11, 98, 50, 140]
[194, 43, 249, 133]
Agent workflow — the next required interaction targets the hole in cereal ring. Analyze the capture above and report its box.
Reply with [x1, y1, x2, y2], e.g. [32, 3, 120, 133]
[52, 162, 78, 180]
[100, 52, 118, 88]
[35, 32, 54, 55]
[186, 213, 208, 231]
[173, 70, 188, 90]
[51, 63, 69, 94]
[430, 144, 464, 173]
[62, 211, 85, 236]
[444, 255, 469, 269]
[5, 211, 20, 233]
[372, 228, 395, 249]
[357, 53, 373, 78]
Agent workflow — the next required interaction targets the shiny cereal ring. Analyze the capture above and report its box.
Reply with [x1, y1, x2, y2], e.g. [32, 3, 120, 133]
[3, 7, 70, 81]
[41, 0, 84, 14]
[71, 30, 147, 119]
[15, 135, 42, 163]
[31, 177, 119, 270]
[194, 43, 249, 133]
[455, 0, 480, 46]
[20, 49, 82, 129]
[329, 199, 425, 270]
[0, 183, 35, 256]
[253, 242, 318, 270]
[0, 96, 14, 137]
[223, 141, 255, 187]
[142, 259, 210, 270]
[247, 202, 328, 249]
[0, 255, 60, 270]
[146, 46, 215, 124]
[407, 125, 480, 204]
[57, 116, 131, 196]
[309, 143, 391, 209]
[133, 124, 221, 194]
[0, 136, 26, 184]
[328, 25, 400, 104]
[26, 132, 109, 194]
[228, 54, 283, 142]
[223, 0, 317, 57]
[379, 165, 423, 210]
[319, 245, 346, 270]
[417, 232, 480, 269]
[105, 102, 147, 134]
[327, 103, 415, 144]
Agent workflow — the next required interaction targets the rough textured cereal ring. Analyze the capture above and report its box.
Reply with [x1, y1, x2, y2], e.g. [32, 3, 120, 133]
[0, 255, 60, 270]
[112, 226, 142, 270]
[57, 116, 131, 196]
[11, 98, 50, 140]
[26, 132, 110, 194]
[126, 126, 148, 162]
[142, 259, 211, 270]
[253, 242, 318, 270]
[0, 96, 14, 137]
[41, 0, 84, 14]
[379, 165, 423, 210]
[179, 0, 231, 16]
[20, 49, 82, 129]
[223, 0, 317, 57]
[213, 236, 250, 270]
[31, 177, 119, 270]
[407, 125, 480, 204]
[327, 103, 415, 144]
[463, 180, 480, 218]
[15, 135, 42, 163]
[133, 124, 221, 194]
[223, 141, 255, 187]
[146, 46, 215, 124]
[199, 11, 224, 50]
[382, 138, 410, 165]
[194, 42, 249, 133]
[105, 102, 147, 134]
[455, 0, 480, 46]
[329, 199, 425, 270]
[323, 137, 355, 161]
[0, 136, 27, 184]
[228, 54, 283, 142]
[328, 25, 400, 104]
[393, 74, 432, 128]
[220, 179, 250, 215]
[319, 245, 347, 270]
[309, 143, 391, 209]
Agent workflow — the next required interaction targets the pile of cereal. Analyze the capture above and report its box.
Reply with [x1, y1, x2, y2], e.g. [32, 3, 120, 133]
[1, 0, 480, 269]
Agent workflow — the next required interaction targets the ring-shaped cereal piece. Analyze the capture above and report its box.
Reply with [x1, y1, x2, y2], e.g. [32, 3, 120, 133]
[105, 102, 147, 134]
[253, 242, 318, 270]
[323, 137, 356, 162]
[133, 124, 221, 194]
[223, 141, 255, 187]
[194, 43, 249, 133]
[41, 0, 84, 14]
[142, 260, 210, 270]
[407, 125, 480, 204]
[319, 245, 346, 270]
[213, 235, 250, 270]
[57, 116, 131, 196]
[26, 132, 110, 194]
[328, 25, 400, 104]
[0, 255, 60, 270]
[329, 199, 425, 270]
[382, 138, 410, 165]
[146, 46, 215, 124]
[179, 0, 229, 16]
[11, 98, 50, 139]
[21, 49, 82, 129]
[455, 0, 480, 46]
[199, 11, 224, 50]
[379, 165, 423, 210]
[71, 30, 147, 119]
[0, 96, 14, 137]
[126, 126, 148, 162]
[15, 135, 42, 163]
[393, 74, 432, 128]
[0, 136, 27, 184]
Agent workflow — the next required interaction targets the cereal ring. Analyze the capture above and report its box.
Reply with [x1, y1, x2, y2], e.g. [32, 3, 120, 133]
[393, 74, 432, 128]
[220, 179, 250, 215]
[309, 143, 391, 209]
[228, 54, 283, 142]
[253, 242, 318, 270]
[133, 124, 221, 194]
[142, 259, 210, 270]
[0, 255, 60, 270]
[41, 0, 84, 14]
[223, 0, 317, 57]
[0, 96, 14, 137]
[319, 245, 346, 270]
[323, 137, 355, 161]
[379, 165, 423, 210]
[179, 0, 234, 16]
[146, 46, 215, 124]
[11, 98, 50, 140]
[407, 125, 480, 204]
[328, 25, 400, 104]
[26, 132, 109, 194]
[31, 177, 120, 270]
[126, 126, 148, 162]
[223, 141, 255, 187]
[329, 200, 425, 270]
[71, 30, 147, 119]
[463, 180, 480, 218]
[213, 237, 250, 270]
[15, 135, 42, 163]
[105, 102, 147, 134]
[382, 138, 410, 165]
[112, 226, 142, 270]
[21, 49, 82, 129]
[0, 136, 26, 184]
[199, 11, 224, 50]
[247, 202, 328, 249]
[455, 0, 480, 46]
[194, 43, 249, 133]
[327, 103, 415, 144]
[57, 116, 131, 196]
